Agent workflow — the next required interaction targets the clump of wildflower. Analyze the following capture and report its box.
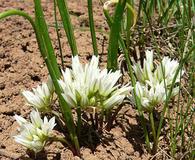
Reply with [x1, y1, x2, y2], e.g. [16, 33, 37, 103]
[22, 77, 54, 111]
[58, 55, 131, 111]
[14, 110, 56, 153]
[132, 50, 183, 112]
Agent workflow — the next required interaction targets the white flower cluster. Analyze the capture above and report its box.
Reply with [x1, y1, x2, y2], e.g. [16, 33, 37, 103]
[58, 55, 131, 110]
[14, 110, 56, 153]
[132, 50, 183, 112]
[22, 77, 54, 111]
[16, 50, 182, 152]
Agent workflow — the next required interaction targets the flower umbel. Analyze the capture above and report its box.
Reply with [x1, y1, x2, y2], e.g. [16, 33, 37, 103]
[22, 77, 54, 111]
[132, 82, 166, 112]
[132, 50, 183, 112]
[14, 110, 56, 153]
[58, 55, 131, 111]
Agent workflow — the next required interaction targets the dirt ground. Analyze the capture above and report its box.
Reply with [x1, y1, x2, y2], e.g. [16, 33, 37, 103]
[0, 1, 150, 159]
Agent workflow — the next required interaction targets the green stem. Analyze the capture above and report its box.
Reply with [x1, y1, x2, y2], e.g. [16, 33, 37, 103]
[103, 9, 151, 152]
[171, 69, 183, 156]
[56, 0, 78, 56]
[149, 111, 157, 154]
[0, 10, 34, 32]
[0, 7, 80, 154]
[107, 0, 127, 71]
[33, 0, 80, 152]
[34, 0, 61, 78]
[54, 0, 65, 70]
[126, 0, 133, 50]
[156, 45, 195, 141]
[0, 10, 47, 62]
[159, 0, 176, 25]
[99, 110, 104, 131]
[76, 108, 82, 138]
[0, 10, 59, 95]
[87, 0, 98, 56]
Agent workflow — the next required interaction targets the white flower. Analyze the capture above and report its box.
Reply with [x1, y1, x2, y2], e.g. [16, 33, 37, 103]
[58, 55, 131, 110]
[133, 50, 184, 87]
[14, 110, 56, 153]
[14, 124, 44, 153]
[154, 56, 184, 86]
[14, 115, 27, 126]
[103, 84, 132, 109]
[133, 82, 166, 112]
[133, 50, 154, 83]
[22, 77, 54, 111]
[131, 50, 184, 111]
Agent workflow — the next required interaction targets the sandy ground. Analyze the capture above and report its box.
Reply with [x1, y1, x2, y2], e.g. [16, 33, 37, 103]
[0, 1, 149, 159]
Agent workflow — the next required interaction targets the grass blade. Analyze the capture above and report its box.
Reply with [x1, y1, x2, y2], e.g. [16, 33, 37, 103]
[126, 1, 136, 49]
[159, 0, 176, 24]
[56, 0, 78, 56]
[87, 0, 98, 56]
[107, 0, 127, 71]
[54, 0, 65, 70]
[103, 8, 151, 152]
[156, 45, 195, 140]
[34, 0, 60, 77]
[33, 0, 80, 153]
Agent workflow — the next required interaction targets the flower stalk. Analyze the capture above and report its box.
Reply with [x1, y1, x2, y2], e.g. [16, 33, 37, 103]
[149, 111, 157, 154]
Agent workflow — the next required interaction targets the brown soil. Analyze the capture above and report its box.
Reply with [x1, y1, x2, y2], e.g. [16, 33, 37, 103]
[0, 1, 150, 159]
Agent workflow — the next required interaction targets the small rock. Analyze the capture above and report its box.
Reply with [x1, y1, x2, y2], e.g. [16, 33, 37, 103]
[0, 82, 5, 90]
[9, 67, 15, 73]
[0, 52, 5, 58]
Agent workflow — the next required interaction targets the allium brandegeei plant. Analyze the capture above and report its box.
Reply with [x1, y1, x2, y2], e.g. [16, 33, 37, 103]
[130, 50, 185, 153]
[58, 55, 131, 111]
[14, 110, 56, 153]
[13, 55, 131, 153]
[13, 51, 183, 153]
[132, 50, 184, 112]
